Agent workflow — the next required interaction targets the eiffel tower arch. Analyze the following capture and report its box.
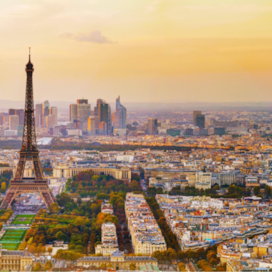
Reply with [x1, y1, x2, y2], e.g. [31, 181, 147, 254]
[0, 49, 56, 209]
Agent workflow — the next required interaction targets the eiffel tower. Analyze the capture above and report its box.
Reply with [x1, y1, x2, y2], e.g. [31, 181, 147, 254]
[0, 49, 56, 209]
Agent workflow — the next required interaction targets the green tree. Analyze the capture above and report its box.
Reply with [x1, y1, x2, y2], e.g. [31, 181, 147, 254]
[1, 182, 6, 193]
[253, 186, 260, 196]
[49, 203, 61, 214]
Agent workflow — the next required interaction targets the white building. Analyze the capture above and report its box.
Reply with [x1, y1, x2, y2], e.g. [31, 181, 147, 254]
[4, 130, 17, 137]
[67, 129, 82, 136]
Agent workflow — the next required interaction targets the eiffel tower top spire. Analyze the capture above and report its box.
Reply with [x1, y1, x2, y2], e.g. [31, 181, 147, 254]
[26, 47, 33, 71]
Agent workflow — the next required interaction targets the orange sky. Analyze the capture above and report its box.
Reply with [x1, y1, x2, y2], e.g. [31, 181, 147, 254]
[0, 0, 272, 103]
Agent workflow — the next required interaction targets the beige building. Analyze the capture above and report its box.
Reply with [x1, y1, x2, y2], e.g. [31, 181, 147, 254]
[9, 115, 19, 130]
[125, 193, 167, 255]
[87, 116, 99, 135]
[53, 163, 131, 181]
[0, 245, 33, 271]
[195, 172, 212, 190]
[77, 250, 158, 270]
[95, 222, 118, 256]
[144, 168, 196, 186]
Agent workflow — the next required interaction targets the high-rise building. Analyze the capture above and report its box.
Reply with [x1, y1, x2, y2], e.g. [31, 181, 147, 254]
[42, 100, 50, 126]
[97, 99, 112, 135]
[193, 111, 201, 125]
[15, 109, 24, 126]
[112, 96, 127, 130]
[77, 99, 91, 123]
[147, 118, 158, 135]
[70, 104, 77, 123]
[8, 109, 16, 116]
[35, 104, 43, 127]
[49, 106, 58, 127]
[46, 115, 55, 129]
[0, 113, 5, 126]
[69, 99, 91, 129]
[8, 109, 24, 126]
[9, 115, 19, 130]
[193, 110, 205, 128]
[87, 116, 99, 135]
[196, 114, 205, 129]
[99, 121, 107, 135]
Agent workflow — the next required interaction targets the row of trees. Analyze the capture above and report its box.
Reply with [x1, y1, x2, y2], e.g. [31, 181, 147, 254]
[149, 184, 254, 199]
[145, 197, 180, 251]
[48, 139, 192, 152]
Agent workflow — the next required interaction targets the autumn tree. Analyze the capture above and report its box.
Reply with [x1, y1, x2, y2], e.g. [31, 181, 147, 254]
[47, 247, 53, 255]
[33, 263, 42, 271]
[1, 182, 6, 193]
[177, 262, 186, 271]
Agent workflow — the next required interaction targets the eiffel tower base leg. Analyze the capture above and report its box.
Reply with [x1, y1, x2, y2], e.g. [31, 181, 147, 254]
[1, 183, 55, 210]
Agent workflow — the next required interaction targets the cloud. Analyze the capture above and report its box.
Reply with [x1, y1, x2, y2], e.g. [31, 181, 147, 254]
[60, 31, 114, 44]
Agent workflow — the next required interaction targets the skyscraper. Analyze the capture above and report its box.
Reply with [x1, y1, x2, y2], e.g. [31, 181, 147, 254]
[9, 115, 19, 130]
[193, 111, 205, 128]
[8, 109, 16, 116]
[0, 113, 5, 126]
[49, 106, 58, 127]
[35, 103, 42, 127]
[147, 118, 158, 135]
[70, 104, 77, 123]
[42, 100, 50, 126]
[193, 111, 201, 126]
[196, 114, 205, 128]
[69, 99, 91, 129]
[46, 115, 55, 129]
[15, 109, 24, 126]
[112, 96, 127, 129]
[8, 109, 24, 126]
[97, 99, 112, 135]
[77, 99, 91, 123]
[88, 116, 99, 135]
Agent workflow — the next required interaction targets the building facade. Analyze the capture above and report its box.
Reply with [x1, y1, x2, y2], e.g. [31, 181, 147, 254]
[35, 103, 42, 127]
[52, 163, 131, 181]
[9, 115, 19, 130]
[95, 222, 119, 256]
[77, 250, 158, 270]
[0, 245, 33, 271]
[195, 172, 212, 190]
[147, 118, 158, 135]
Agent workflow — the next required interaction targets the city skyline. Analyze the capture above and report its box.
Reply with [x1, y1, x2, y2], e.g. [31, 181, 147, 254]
[0, 0, 272, 103]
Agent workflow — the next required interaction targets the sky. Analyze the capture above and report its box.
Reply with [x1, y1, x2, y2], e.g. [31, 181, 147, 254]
[0, 0, 272, 104]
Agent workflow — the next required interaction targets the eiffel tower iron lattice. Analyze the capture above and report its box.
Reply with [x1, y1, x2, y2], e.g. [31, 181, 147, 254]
[0, 50, 56, 209]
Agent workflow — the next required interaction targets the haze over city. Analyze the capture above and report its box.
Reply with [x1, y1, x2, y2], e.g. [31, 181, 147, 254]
[1, 0, 272, 103]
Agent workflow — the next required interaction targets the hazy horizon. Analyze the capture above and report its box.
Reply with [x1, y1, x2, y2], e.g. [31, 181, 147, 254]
[1, 99, 272, 112]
